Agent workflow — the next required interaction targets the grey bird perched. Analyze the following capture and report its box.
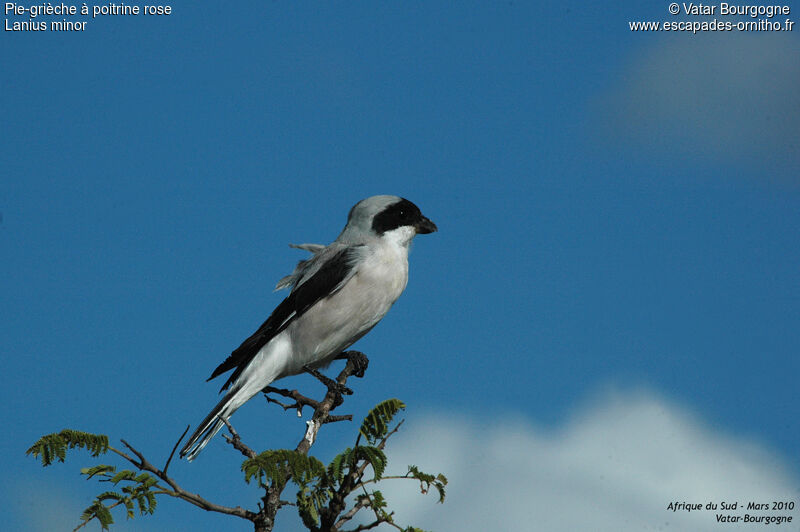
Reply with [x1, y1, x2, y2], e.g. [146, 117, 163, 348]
[180, 195, 437, 460]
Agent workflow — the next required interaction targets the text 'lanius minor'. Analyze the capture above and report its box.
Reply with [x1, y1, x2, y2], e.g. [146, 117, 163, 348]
[180, 196, 437, 460]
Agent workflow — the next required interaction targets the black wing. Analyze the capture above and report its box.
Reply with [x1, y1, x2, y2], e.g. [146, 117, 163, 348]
[208, 246, 360, 392]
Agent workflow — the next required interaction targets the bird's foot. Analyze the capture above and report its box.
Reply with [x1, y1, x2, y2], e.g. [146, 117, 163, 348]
[336, 350, 369, 378]
[303, 365, 353, 397]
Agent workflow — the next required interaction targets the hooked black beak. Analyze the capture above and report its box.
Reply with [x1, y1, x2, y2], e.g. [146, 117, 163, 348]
[416, 216, 438, 235]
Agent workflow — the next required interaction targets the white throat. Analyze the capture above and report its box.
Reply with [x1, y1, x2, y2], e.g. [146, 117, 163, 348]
[381, 226, 417, 249]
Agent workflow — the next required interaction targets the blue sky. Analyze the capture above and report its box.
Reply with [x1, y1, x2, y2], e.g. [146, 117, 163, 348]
[3, 2, 799, 531]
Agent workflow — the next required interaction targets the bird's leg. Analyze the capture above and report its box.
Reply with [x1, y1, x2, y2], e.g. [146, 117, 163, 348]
[335, 350, 369, 378]
[302, 365, 353, 397]
[301, 352, 368, 408]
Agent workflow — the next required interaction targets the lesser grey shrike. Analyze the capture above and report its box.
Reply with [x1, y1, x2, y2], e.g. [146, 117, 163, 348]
[180, 195, 437, 460]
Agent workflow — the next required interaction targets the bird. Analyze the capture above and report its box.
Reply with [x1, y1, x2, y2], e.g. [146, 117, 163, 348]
[180, 195, 437, 460]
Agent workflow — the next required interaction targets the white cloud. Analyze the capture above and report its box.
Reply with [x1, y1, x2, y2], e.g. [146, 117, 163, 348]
[376, 389, 799, 531]
[14, 476, 153, 531]
[14, 478, 86, 532]
[595, 32, 800, 168]
[16, 390, 797, 531]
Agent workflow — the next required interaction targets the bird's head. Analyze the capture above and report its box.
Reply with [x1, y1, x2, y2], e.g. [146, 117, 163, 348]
[339, 195, 437, 246]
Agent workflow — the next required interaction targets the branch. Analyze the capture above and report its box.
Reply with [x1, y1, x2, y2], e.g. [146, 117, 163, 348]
[263, 385, 320, 412]
[163, 424, 190, 476]
[342, 521, 387, 532]
[108, 441, 256, 521]
[59, 350, 375, 532]
[333, 495, 370, 529]
[350, 419, 405, 490]
[73, 499, 127, 531]
[324, 412, 407, 531]
[219, 415, 257, 459]
[252, 351, 369, 530]
[323, 414, 353, 424]
[377, 419, 404, 450]
[296, 352, 365, 455]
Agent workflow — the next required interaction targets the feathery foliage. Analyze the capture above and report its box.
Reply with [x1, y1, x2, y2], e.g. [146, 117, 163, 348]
[75, 465, 159, 530]
[80, 501, 114, 531]
[328, 445, 388, 482]
[359, 398, 405, 444]
[242, 449, 326, 488]
[26, 429, 109, 466]
[27, 396, 446, 531]
[406, 465, 448, 503]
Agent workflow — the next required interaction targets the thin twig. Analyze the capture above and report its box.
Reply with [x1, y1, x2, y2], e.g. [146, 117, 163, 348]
[322, 414, 353, 424]
[347, 419, 405, 491]
[330, 416, 406, 531]
[163, 424, 190, 475]
[263, 385, 320, 410]
[72, 499, 127, 531]
[218, 415, 256, 459]
[121, 439, 148, 467]
[264, 395, 301, 411]
[377, 419, 404, 450]
[343, 519, 391, 532]
[110, 441, 256, 520]
[333, 495, 369, 529]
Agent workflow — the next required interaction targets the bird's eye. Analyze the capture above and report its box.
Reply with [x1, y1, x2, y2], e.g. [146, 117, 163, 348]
[398, 209, 408, 219]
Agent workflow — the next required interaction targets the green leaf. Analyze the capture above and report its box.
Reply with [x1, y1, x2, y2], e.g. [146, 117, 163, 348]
[242, 449, 326, 487]
[109, 470, 137, 484]
[359, 399, 406, 445]
[297, 485, 331, 529]
[135, 490, 157, 515]
[27, 430, 109, 466]
[356, 446, 387, 481]
[81, 464, 116, 480]
[407, 465, 448, 503]
[136, 494, 148, 515]
[73, 463, 161, 529]
[327, 447, 354, 484]
[370, 489, 387, 510]
[95, 490, 124, 503]
[326, 445, 387, 485]
[77, 500, 115, 531]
